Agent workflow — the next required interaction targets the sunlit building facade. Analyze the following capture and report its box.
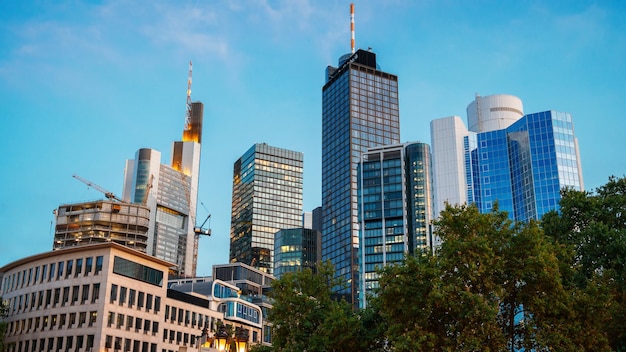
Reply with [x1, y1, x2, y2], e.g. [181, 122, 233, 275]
[122, 102, 204, 277]
[0, 243, 263, 352]
[322, 49, 401, 304]
[430, 94, 583, 221]
[230, 143, 303, 275]
[358, 142, 433, 307]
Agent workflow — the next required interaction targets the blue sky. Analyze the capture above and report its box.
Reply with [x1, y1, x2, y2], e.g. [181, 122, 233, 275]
[1, 0, 625, 276]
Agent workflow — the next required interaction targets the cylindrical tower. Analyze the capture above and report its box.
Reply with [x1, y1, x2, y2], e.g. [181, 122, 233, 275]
[467, 94, 524, 133]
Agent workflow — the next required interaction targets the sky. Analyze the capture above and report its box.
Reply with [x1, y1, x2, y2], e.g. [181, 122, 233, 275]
[1, 0, 625, 276]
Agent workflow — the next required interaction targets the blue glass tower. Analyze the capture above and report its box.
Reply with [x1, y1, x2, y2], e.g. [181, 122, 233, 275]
[431, 95, 583, 222]
[358, 142, 433, 307]
[322, 49, 400, 304]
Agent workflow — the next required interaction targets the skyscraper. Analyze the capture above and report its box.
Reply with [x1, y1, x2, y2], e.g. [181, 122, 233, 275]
[430, 94, 583, 221]
[230, 143, 303, 275]
[122, 100, 204, 278]
[358, 142, 433, 307]
[322, 47, 401, 303]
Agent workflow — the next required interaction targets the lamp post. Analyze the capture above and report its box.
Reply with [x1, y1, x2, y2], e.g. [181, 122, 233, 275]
[213, 325, 249, 352]
[233, 327, 249, 352]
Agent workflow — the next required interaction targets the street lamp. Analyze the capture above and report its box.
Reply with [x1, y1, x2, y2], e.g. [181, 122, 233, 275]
[214, 325, 230, 351]
[213, 325, 249, 352]
[233, 327, 249, 352]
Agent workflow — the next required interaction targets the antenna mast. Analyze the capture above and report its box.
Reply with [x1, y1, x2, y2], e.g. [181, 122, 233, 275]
[184, 60, 193, 132]
[350, 3, 355, 54]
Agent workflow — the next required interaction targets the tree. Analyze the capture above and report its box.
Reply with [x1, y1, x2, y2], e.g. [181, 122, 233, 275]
[0, 297, 8, 352]
[267, 261, 382, 352]
[376, 203, 608, 351]
[542, 176, 626, 350]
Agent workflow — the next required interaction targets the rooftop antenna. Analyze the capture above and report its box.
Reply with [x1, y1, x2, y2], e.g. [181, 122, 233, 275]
[184, 60, 193, 132]
[350, 3, 355, 54]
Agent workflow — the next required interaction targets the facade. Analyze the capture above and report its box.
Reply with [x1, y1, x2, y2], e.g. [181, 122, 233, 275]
[170, 262, 275, 346]
[0, 243, 265, 352]
[53, 200, 150, 252]
[430, 94, 583, 221]
[0, 244, 262, 352]
[358, 142, 433, 307]
[273, 228, 322, 279]
[229, 143, 303, 275]
[122, 102, 204, 277]
[322, 48, 401, 303]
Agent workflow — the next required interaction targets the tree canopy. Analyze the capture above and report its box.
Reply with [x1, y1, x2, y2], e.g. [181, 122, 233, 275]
[265, 176, 626, 351]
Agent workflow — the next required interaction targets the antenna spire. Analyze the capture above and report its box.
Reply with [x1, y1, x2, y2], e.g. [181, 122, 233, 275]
[350, 3, 355, 54]
[184, 60, 193, 131]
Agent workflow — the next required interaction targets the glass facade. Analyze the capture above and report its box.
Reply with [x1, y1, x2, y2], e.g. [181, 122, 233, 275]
[322, 49, 400, 304]
[273, 228, 321, 279]
[467, 110, 582, 221]
[230, 143, 303, 275]
[358, 142, 433, 307]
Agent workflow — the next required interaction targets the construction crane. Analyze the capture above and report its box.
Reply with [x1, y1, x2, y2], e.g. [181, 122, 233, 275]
[194, 201, 211, 236]
[141, 174, 154, 205]
[72, 174, 122, 202]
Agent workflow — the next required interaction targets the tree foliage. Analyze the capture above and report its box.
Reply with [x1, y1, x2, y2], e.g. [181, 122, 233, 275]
[542, 176, 626, 351]
[377, 203, 610, 351]
[265, 177, 626, 351]
[267, 261, 382, 352]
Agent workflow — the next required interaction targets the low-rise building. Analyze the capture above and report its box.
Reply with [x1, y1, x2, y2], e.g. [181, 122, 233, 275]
[0, 243, 264, 352]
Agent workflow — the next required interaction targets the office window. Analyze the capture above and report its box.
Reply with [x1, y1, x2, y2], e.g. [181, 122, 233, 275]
[110, 284, 118, 303]
[95, 256, 103, 274]
[75, 258, 83, 277]
[92, 283, 100, 303]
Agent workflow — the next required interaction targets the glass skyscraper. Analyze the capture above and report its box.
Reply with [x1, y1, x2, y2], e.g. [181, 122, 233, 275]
[431, 94, 583, 222]
[322, 49, 400, 303]
[230, 143, 303, 275]
[358, 142, 433, 307]
[119, 101, 204, 278]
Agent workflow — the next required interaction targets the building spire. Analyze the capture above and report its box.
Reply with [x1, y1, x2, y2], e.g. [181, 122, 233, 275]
[350, 3, 355, 54]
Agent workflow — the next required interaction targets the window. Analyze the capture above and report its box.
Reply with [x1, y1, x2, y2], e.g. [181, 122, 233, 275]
[107, 312, 114, 327]
[146, 294, 153, 311]
[71, 286, 79, 305]
[62, 287, 69, 306]
[119, 286, 127, 306]
[53, 288, 60, 306]
[49, 263, 55, 281]
[66, 260, 73, 278]
[95, 256, 103, 274]
[137, 292, 144, 309]
[78, 312, 86, 327]
[75, 258, 83, 277]
[57, 261, 64, 280]
[129, 289, 136, 307]
[59, 314, 66, 328]
[116, 313, 124, 329]
[69, 313, 76, 327]
[92, 283, 100, 303]
[89, 311, 97, 327]
[81, 285, 89, 304]
[154, 296, 160, 316]
[45, 289, 52, 307]
[110, 284, 118, 304]
[85, 257, 93, 274]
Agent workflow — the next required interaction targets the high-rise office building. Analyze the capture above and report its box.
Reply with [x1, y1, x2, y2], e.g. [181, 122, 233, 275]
[430, 94, 583, 221]
[273, 228, 321, 279]
[322, 47, 400, 303]
[122, 101, 204, 277]
[358, 142, 433, 307]
[230, 143, 303, 275]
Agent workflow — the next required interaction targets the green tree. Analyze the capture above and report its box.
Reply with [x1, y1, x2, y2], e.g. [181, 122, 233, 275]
[542, 176, 626, 350]
[376, 203, 606, 351]
[0, 297, 8, 352]
[267, 261, 380, 352]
